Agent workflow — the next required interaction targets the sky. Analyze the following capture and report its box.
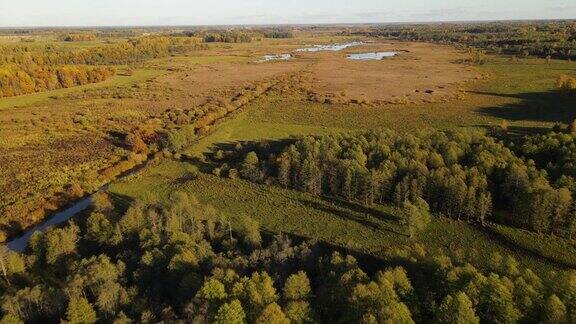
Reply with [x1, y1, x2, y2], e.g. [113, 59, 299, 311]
[0, 0, 575, 27]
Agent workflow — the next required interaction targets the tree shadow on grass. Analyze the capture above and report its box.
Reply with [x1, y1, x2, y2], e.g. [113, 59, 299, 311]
[477, 224, 576, 270]
[472, 90, 576, 124]
[291, 194, 406, 237]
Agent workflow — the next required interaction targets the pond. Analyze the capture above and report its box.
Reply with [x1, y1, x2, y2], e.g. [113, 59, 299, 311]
[258, 54, 292, 62]
[296, 41, 364, 52]
[347, 52, 398, 60]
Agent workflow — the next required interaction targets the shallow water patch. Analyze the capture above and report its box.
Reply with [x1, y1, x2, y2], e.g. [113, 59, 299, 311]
[257, 54, 292, 62]
[296, 41, 364, 52]
[347, 52, 398, 60]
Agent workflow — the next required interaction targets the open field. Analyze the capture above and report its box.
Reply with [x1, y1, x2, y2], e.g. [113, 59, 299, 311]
[109, 159, 575, 275]
[3, 31, 574, 238]
[107, 48, 576, 278]
[3, 20, 576, 324]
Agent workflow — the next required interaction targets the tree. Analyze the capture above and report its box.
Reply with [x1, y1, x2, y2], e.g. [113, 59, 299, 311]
[42, 223, 79, 265]
[542, 294, 567, 324]
[283, 271, 311, 301]
[403, 198, 431, 238]
[196, 278, 227, 302]
[214, 300, 246, 324]
[285, 301, 313, 323]
[277, 152, 291, 188]
[476, 192, 492, 225]
[238, 214, 261, 247]
[241, 152, 263, 182]
[299, 155, 321, 195]
[234, 272, 278, 320]
[255, 303, 289, 324]
[0, 315, 23, 324]
[86, 212, 113, 244]
[66, 297, 97, 324]
[478, 274, 521, 324]
[435, 292, 479, 324]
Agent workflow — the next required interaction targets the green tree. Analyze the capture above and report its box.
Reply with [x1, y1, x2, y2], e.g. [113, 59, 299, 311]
[435, 292, 479, 324]
[86, 212, 113, 244]
[542, 294, 567, 324]
[196, 278, 228, 302]
[283, 271, 311, 301]
[66, 297, 97, 324]
[478, 274, 521, 324]
[255, 303, 289, 324]
[277, 152, 291, 188]
[214, 299, 246, 324]
[241, 151, 263, 182]
[0, 315, 23, 324]
[42, 223, 80, 265]
[285, 301, 313, 323]
[403, 198, 431, 238]
[237, 214, 261, 247]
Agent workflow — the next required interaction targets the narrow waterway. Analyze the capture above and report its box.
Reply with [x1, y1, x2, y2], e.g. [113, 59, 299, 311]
[6, 188, 105, 252]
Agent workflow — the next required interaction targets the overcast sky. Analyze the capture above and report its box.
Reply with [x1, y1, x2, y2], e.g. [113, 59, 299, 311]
[0, 0, 575, 27]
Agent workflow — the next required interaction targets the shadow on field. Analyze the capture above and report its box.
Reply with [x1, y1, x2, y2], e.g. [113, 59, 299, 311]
[478, 124, 553, 140]
[473, 90, 576, 123]
[292, 194, 406, 237]
[479, 224, 576, 270]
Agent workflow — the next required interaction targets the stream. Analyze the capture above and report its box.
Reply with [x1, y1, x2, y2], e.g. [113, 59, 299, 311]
[6, 188, 106, 252]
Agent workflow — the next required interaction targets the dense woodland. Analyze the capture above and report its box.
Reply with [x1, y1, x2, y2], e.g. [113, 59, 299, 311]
[0, 36, 205, 66]
[0, 36, 206, 97]
[0, 64, 115, 97]
[215, 129, 576, 238]
[186, 29, 293, 43]
[58, 33, 98, 42]
[350, 21, 576, 60]
[1, 192, 575, 323]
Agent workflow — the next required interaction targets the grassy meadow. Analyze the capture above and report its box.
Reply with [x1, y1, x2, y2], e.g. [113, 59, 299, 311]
[108, 53, 576, 277]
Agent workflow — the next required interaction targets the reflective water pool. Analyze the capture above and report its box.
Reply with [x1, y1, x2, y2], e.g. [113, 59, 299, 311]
[347, 52, 398, 60]
[258, 54, 292, 62]
[296, 41, 364, 52]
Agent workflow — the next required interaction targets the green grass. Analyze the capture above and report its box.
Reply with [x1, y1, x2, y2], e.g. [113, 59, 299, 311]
[188, 109, 345, 156]
[169, 55, 250, 64]
[490, 224, 576, 268]
[107, 55, 576, 276]
[0, 69, 163, 110]
[109, 159, 570, 275]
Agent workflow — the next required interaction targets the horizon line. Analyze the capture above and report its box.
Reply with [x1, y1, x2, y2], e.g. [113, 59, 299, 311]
[1, 18, 574, 30]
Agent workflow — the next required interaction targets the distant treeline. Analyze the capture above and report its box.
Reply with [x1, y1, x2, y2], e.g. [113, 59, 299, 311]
[0, 36, 207, 97]
[216, 129, 576, 238]
[348, 21, 576, 60]
[0, 64, 115, 97]
[185, 29, 294, 43]
[58, 33, 97, 42]
[0, 36, 206, 66]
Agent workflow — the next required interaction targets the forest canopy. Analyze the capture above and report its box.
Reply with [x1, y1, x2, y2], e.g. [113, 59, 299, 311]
[214, 129, 576, 238]
[1, 192, 575, 323]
